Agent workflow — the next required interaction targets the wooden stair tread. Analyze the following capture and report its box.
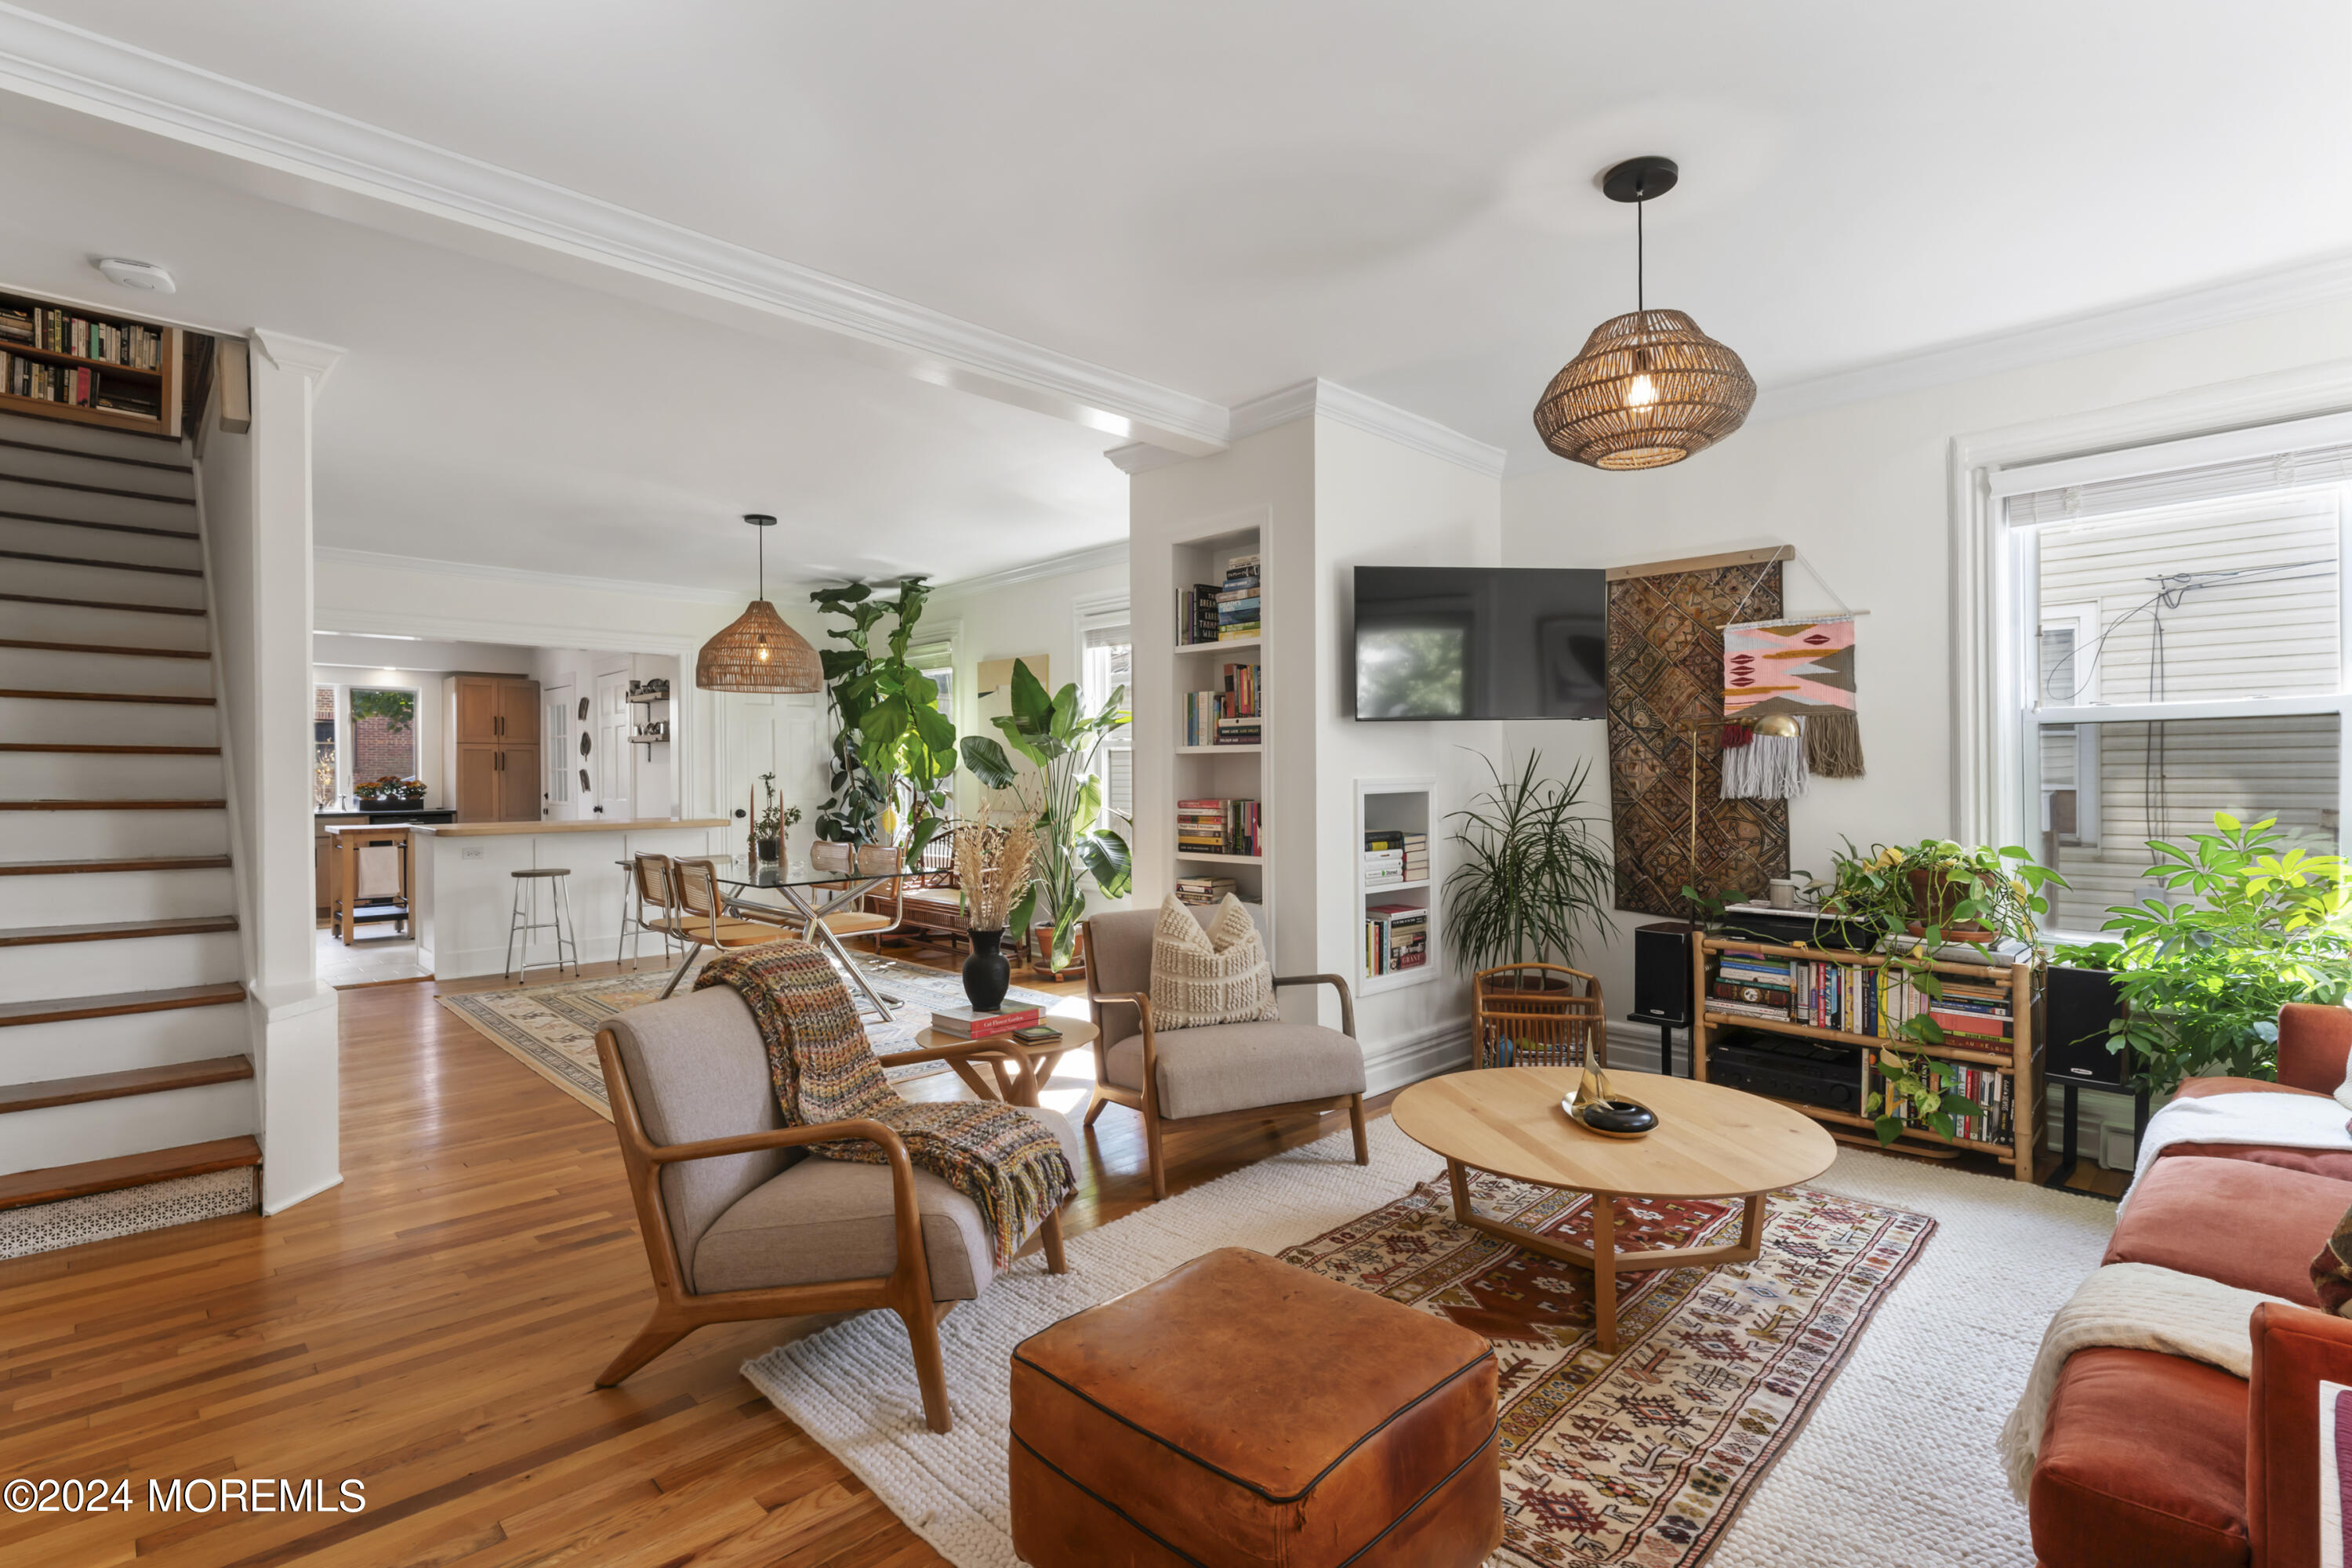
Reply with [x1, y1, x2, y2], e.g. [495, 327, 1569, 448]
[0, 798, 227, 811]
[0, 434, 194, 474]
[0, 508, 199, 542]
[0, 591, 205, 617]
[0, 1054, 252, 1115]
[0, 549, 202, 579]
[0, 687, 216, 705]
[0, 470, 196, 504]
[0, 1134, 259, 1210]
[0, 914, 238, 946]
[0, 982, 245, 1029]
[0, 855, 231, 875]
[0, 636, 209, 659]
[0, 742, 219, 754]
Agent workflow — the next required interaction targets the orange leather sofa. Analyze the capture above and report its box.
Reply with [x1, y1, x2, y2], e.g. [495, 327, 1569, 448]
[2031, 1003, 2352, 1568]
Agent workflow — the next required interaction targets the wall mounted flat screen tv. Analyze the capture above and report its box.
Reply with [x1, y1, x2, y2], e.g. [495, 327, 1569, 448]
[1352, 566, 1607, 720]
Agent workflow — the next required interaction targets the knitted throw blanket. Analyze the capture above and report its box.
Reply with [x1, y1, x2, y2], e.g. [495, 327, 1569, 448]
[696, 942, 1074, 1268]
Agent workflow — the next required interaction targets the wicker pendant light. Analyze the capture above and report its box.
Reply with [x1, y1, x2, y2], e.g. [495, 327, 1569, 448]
[1534, 157, 1755, 470]
[696, 514, 822, 692]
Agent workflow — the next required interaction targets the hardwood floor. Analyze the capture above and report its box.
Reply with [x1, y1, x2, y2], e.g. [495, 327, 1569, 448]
[0, 937, 2126, 1566]
[0, 946, 1385, 1568]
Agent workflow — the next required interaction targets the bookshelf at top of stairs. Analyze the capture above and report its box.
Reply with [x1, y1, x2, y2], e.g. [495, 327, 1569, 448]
[0, 404, 260, 1260]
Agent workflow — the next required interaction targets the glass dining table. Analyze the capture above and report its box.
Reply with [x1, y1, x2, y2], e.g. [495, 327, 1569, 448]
[706, 855, 902, 1020]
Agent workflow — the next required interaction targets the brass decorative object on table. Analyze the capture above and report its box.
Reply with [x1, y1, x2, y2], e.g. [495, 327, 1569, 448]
[1565, 1063, 1658, 1140]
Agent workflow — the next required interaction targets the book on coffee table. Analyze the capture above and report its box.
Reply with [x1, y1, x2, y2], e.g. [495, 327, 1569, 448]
[929, 1005, 1043, 1039]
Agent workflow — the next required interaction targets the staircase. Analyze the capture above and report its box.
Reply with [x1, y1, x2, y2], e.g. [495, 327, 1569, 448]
[0, 409, 261, 1257]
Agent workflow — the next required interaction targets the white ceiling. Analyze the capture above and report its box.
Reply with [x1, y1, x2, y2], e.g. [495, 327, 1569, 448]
[5, 1, 2350, 576]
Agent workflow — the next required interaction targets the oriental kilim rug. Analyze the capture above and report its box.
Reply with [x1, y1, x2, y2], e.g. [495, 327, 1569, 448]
[437, 954, 1060, 1118]
[1278, 1171, 1934, 1567]
[1607, 557, 1788, 915]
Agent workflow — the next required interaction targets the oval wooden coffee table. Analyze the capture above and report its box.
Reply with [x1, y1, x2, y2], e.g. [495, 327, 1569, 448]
[1390, 1068, 1837, 1352]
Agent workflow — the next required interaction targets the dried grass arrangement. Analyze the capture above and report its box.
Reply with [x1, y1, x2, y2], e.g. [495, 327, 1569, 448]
[954, 818, 1037, 932]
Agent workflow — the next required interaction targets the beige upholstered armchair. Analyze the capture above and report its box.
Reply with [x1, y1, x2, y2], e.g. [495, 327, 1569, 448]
[1080, 904, 1368, 1201]
[592, 985, 1075, 1433]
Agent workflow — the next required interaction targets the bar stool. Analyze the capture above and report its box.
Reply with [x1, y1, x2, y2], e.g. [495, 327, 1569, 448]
[506, 867, 580, 982]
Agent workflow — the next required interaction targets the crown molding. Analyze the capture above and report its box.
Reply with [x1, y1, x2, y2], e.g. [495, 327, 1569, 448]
[1755, 249, 2352, 425]
[250, 328, 343, 390]
[1104, 441, 1193, 475]
[931, 539, 1128, 593]
[1233, 378, 1508, 478]
[0, 5, 1227, 456]
[314, 545, 746, 605]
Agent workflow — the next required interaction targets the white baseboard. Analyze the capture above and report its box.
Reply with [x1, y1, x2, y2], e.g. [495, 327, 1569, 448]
[1362, 1017, 1472, 1098]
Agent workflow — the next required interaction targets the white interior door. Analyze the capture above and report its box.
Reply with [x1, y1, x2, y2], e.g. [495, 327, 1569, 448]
[595, 672, 633, 820]
[543, 684, 574, 816]
[717, 692, 826, 851]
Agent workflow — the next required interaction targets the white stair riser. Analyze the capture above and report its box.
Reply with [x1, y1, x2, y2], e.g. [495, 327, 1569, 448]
[0, 599, 209, 652]
[0, 752, 224, 800]
[0, 695, 219, 747]
[5, 558, 205, 612]
[0, 1079, 255, 1178]
[0, 445, 194, 502]
[0, 867, 236, 924]
[0, 408, 185, 464]
[0, 517, 204, 573]
[0, 998, 245, 1083]
[0, 475, 199, 536]
[0, 808, 228, 862]
[0, 645, 214, 696]
[0, 930, 243, 1005]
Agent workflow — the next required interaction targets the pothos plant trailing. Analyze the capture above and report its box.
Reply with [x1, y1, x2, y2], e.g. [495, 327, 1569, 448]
[1819, 838, 2067, 1146]
[808, 577, 958, 862]
[958, 659, 1132, 972]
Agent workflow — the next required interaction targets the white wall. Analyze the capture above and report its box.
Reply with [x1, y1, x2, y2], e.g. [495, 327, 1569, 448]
[528, 646, 682, 821]
[1499, 296, 2352, 1073]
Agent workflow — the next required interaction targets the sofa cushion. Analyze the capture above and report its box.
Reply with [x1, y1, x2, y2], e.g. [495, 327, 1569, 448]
[1149, 894, 1279, 1029]
[2176, 1076, 2332, 1102]
[2031, 1345, 2249, 1568]
[2104, 1155, 2352, 1308]
[1105, 1019, 1366, 1120]
[691, 1104, 1079, 1299]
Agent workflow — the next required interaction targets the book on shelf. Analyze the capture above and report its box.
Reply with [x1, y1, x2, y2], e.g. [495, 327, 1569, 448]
[8, 304, 164, 369]
[1366, 902, 1428, 977]
[1178, 583, 1221, 645]
[1177, 798, 1261, 856]
[929, 1004, 1044, 1039]
[1174, 875, 1239, 906]
[1364, 830, 1428, 884]
[1708, 949, 2014, 1053]
[1217, 555, 1261, 639]
[1864, 1057, 2016, 1145]
[1183, 662, 1265, 744]
[0, 351, 161, 419]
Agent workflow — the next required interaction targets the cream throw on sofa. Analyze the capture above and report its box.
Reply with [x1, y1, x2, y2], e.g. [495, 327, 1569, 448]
[1149, 894, 1279, 1029]
[1997, 1260, 2288, 1504]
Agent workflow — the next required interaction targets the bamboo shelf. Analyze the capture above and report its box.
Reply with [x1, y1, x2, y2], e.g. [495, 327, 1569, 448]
[1693, 933, 2045, 1181]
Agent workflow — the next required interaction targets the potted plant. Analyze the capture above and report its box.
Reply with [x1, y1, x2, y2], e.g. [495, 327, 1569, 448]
[960, 659, 1131, 978]
[809, 576, 957, 866]
[2054, 811, 2352, 1097]
[1443, 751, 1613, 1000]
[752, 772, 802, 863]
[953, 816, 1036, 1011]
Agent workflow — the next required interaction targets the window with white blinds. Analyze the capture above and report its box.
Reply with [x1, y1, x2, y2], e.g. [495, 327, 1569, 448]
[1994, 421, 2352, 932]
[1080, 615, 1133, 822]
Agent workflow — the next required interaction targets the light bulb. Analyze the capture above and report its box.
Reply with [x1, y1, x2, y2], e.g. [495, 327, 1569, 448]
[1625, 373, 1658, 408]
[756, 642, 770, 662]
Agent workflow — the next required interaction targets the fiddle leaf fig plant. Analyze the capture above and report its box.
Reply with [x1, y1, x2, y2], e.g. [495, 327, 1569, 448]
[958, 659, 1131, 971]
[809, 576, 957, 860]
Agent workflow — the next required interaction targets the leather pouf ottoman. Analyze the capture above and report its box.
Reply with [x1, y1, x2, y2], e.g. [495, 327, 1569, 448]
[1009, 1247, 1501, 1567]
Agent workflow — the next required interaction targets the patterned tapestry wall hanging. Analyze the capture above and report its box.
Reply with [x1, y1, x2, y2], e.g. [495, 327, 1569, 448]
[1606, 555, 1789, 916]
[1723, 613, 1864, 789]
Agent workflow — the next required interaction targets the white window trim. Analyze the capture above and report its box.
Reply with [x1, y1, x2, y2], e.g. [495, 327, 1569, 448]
[1074, 593, 1133, 829]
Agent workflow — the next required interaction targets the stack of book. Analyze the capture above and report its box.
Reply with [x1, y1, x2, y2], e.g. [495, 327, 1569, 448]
[1184, 660, 1262, 746]
[1174, 875, 1239, 906]
[1218, 554, 1261, 641]
[1178, 798, 1261, 856]
[1708, 952, 1796, 1020]
[929, 1003, 1043, 1039]
[1365, 903, 1428, 976]
[0, 353, 159, 419]
[1730, 953, 2014, 1057]
[1363, 829, 1428, 886]
[1867, 1059, 2014, 1144]
[10, 305, 163, 368]
[1178, 583, 1221, 645]
[1922, 978, 2015, 1052]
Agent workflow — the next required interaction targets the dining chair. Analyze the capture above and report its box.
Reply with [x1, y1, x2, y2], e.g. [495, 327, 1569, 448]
[654, 857, 787, 998]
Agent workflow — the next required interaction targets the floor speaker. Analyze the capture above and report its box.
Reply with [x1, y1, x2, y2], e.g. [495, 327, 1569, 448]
[2046, 964, 2128, 1087]
[1632, 922, 1695, 1028]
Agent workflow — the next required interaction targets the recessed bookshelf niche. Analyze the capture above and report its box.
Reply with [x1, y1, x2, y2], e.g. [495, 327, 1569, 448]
[0, 288, 183, 436]
[1170, 522, 1269, 914]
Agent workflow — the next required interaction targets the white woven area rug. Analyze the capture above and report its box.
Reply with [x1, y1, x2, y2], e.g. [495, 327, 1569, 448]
[743, 1116, 2117, 1568]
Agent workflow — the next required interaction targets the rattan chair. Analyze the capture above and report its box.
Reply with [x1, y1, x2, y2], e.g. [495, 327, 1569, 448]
[653, 857, 787, 998]
[1471, 963, 1606, 1070]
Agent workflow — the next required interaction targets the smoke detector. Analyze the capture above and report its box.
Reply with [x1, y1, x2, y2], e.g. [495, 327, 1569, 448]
[95, 258, 175, 294]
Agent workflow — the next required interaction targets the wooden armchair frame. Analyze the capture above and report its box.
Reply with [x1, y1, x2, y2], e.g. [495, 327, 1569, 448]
[1080, 968, 1369, 1202]
[593, 1028, 1067, 1433]
[1472, 962, 1606, 1070]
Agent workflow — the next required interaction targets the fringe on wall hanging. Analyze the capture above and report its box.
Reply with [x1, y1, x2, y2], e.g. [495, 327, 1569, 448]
[1720, 716, 1808, 799]
[1722, 612, 1865, 792]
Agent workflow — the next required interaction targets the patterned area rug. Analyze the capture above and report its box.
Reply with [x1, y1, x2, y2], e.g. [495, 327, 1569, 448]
[436, 953, 1061, 1120]
[1279, 1173, 1933, 1565]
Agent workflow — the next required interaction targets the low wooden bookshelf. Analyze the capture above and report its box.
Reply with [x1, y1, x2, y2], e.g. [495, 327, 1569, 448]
[1690, 934, 2045, 1182]
[0, 287, 183, 437]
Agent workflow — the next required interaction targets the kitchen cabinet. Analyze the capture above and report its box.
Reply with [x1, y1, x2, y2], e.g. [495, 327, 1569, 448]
[445, 673, 543, 822]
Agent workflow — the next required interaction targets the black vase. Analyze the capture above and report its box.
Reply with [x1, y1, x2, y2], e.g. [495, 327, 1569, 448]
[963, 928, 1011, 1013]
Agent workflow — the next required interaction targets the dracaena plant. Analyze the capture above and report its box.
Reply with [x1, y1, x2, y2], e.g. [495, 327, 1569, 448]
[958, 659, 1131, 970]
[1443, 750, 1613, 973]
[809, 576, 957, 861]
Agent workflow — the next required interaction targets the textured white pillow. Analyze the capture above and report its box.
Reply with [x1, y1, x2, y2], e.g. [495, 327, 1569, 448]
[1149, 893, 1279, 1029]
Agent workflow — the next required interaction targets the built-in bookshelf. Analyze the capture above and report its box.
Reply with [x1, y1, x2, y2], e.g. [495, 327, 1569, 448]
[1691, 934, 2045, 1181]
[0, 289, 182, 436]
[1358, 778, 1436, 993]
[1171, 524, 1268, 913]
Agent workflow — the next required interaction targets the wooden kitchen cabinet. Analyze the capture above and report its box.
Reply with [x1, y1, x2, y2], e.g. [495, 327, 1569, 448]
[445, 673, 543, 822]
